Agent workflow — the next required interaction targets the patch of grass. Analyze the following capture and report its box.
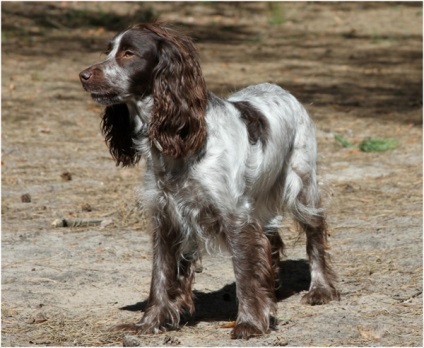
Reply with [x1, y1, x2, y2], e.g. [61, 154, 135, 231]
[342, 30, 358, 39]
[334, 133, 354, 148]
[222, 25, 237, 32]
[371, 33, 394, 44]
[334, 133, 398, 152]
[31, 72, 42, 81]
[268, 3, 286, 26]
[2, 29, 12, 42]
[359, 137, 398, 152]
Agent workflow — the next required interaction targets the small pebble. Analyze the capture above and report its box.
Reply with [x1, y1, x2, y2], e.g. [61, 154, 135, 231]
[21, 193, 31, 203]
[122, 335, 141, 347]
[272, 336, 288, 346]
[60, 172, 72, 181]
[81, 203, 92, 212]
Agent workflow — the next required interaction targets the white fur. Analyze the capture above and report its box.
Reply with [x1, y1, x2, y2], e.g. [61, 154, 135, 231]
[129, 83, 322, 256]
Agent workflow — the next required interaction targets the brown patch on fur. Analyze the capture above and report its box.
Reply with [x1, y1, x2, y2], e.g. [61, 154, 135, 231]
[135, 23, 208, 159]
[265, 229, 285, 289]
[231, 101, 270, 147]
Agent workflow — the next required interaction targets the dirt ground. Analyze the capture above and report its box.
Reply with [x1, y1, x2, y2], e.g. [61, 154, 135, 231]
[1, 2, 422, 347]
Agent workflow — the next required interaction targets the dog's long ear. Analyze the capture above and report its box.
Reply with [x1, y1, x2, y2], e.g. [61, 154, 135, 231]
[148, 27, 207, 159]
[101, 104, 141, 166]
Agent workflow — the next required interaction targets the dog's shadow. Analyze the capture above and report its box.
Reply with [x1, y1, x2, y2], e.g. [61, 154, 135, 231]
[120, 259, 310, 324]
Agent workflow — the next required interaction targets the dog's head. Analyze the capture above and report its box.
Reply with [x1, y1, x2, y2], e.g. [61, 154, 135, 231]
[79, 22, 208, 161]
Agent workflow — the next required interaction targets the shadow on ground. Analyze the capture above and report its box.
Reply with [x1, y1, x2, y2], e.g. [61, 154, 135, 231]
[2, 2, 422, 124]
[119, 259, 310, 324]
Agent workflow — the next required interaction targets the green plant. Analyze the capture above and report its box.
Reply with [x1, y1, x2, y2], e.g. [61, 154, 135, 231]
[359, 137, 398, 152]
[334, 133, 354, 148]
[31, 72, 42, 81]
[268, 3, 285, 26]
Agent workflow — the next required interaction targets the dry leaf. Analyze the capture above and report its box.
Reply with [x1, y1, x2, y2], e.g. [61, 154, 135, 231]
[358, 324, 385, 341]
[220, 321, 236, 328]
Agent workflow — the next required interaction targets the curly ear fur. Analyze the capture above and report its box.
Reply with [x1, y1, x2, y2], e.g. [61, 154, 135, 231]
[145, 25, 207, 159]
[101, 104, 141, 167]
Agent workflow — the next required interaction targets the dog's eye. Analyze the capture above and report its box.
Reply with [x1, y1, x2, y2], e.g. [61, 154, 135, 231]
[123, 50, 135, 58]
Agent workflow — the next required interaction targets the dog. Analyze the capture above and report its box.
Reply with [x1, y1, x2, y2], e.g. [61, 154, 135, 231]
[79, 22, 339, 339]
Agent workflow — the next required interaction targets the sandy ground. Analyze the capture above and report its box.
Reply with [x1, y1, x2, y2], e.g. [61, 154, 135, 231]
[1, 2, 422, 346]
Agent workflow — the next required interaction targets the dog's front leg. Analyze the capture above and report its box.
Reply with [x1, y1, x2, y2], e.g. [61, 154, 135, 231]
[133, 217, 195, 333]
[226, 221, 277, 339]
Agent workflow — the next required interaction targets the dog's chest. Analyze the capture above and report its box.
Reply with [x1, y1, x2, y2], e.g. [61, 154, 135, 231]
[155, 175, 224, 237]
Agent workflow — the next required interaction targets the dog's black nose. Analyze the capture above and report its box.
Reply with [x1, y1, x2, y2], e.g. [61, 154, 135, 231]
[79, 69, 92, 82]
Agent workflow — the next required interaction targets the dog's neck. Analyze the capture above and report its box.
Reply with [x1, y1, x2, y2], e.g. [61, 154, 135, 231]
[126, 96, 153, 135]
[125, 96, 171, 162]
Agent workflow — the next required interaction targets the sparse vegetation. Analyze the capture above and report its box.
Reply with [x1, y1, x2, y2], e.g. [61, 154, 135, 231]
[267, 2, 285, 26]
[359, 137, 398, 152]
[334, 133, 354, 148]
[335, 133, 398, 152]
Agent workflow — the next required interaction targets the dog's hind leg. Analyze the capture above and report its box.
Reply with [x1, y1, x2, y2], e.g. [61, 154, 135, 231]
[283, 136, 339, 305]
[264, 219, 285, 291]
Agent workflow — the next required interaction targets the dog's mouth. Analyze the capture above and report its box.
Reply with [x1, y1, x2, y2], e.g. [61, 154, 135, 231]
[90, 92, 119, 105]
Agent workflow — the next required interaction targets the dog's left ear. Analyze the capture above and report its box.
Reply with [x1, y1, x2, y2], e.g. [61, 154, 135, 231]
[149, 32, 207, 159]
[101, 104, 141, 166]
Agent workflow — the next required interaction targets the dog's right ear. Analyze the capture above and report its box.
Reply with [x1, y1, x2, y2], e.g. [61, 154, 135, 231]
[101, 104, 141, 167]
[148, 26, 207, 159]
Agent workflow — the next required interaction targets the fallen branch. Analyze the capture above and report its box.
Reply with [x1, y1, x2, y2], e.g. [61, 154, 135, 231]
[52, 218, 105, 228]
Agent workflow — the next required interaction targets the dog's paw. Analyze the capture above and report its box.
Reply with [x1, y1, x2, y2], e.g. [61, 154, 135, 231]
[231, 322, 265, 340]
[113, 322, 164, 334]
[301, 286, 340, 305]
